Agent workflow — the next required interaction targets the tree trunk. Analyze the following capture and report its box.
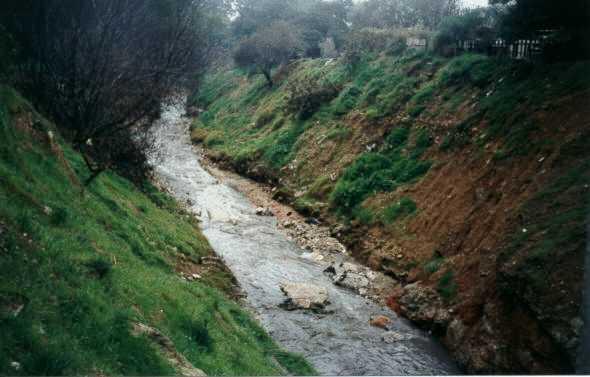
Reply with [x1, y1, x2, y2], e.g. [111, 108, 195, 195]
[262, 69, 273, 87]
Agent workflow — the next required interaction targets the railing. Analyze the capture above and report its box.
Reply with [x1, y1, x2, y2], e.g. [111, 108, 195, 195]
[459, 30, 558, 61]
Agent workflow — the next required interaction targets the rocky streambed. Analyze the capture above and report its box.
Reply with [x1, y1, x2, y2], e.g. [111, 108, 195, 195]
[150, 103, 458, 375]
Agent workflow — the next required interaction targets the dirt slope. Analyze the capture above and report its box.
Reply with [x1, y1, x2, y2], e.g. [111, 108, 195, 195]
[190, 53, 590, 373]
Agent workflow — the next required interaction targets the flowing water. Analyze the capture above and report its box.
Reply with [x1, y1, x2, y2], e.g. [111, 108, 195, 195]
[150, 103, 458, 375]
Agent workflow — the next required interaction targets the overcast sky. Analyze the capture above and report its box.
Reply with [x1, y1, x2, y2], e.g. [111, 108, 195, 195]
[462, 0, 489, 8]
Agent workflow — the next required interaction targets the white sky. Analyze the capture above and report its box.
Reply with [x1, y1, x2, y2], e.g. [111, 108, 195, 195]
[462, 0, 489, 8]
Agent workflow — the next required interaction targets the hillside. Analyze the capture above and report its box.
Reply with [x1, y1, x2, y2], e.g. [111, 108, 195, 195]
[189, 52, 590, 373]
[0, 87, 314, 376]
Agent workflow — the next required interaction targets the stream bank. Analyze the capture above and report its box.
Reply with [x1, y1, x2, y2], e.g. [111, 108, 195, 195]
[150, 103, 458, 375]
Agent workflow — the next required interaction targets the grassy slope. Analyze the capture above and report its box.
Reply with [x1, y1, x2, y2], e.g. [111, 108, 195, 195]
[191, 52, 589, 224]
[190, 51, 590, 372]
[0, 88, 314, 376]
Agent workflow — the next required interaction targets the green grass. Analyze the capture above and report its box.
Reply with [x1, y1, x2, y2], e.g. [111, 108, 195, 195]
[0, 88, 315, 376]
[330, 126, 432, 216]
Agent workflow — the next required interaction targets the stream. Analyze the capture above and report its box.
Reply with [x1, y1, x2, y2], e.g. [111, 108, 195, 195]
[150, 103, 458, 375]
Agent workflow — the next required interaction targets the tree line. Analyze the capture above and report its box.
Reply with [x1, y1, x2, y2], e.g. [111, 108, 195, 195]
[228, 0, 589, 86]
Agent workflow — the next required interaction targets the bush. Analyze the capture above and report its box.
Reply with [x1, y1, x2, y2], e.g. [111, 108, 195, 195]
[385, 127, 410, 149]
[330, 152, 430, 214]
[330, 153, 394, 213]
[381, 197, 417, 224]
[438, 54, 491, 87]
[330, 125, 432, 215]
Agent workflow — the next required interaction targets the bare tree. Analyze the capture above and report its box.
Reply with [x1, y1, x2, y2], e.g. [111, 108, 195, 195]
[3, 0, 221, 184]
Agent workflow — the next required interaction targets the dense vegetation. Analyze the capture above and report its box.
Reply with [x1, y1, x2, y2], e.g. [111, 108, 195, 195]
[0, 88, 314, 376]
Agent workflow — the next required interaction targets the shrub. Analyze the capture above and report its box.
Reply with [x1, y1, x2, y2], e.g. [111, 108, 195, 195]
[330, 153, 394, 213]
[330, 125, 432, 215]
[437, 53, 497, 90]
[381, 197, 417, 224]
[385, 127, 410, 149]
[262, 121, 306, 168]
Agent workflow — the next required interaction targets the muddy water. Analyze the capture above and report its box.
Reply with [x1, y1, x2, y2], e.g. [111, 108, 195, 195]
[150, 103, 458, 375]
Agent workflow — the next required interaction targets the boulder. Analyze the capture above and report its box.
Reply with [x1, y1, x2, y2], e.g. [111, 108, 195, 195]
[370, 315, 392, 330]
[336, 272, 370, 291]
[279, 282, 329, 311]
[382, 330, 413, 343]
[255, 207, 273, 217]
[325, 261, 371, 293]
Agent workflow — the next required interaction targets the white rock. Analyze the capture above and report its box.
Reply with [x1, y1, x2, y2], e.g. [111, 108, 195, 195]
[382, 331, 412, 344]
[280, 282, 329, 310]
